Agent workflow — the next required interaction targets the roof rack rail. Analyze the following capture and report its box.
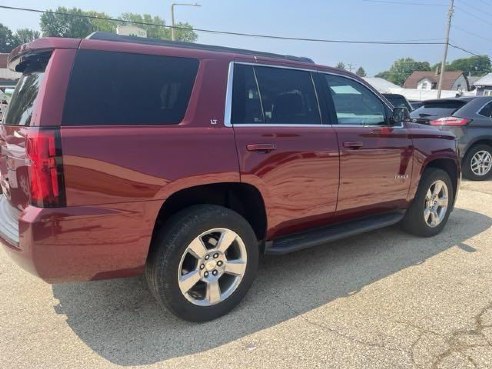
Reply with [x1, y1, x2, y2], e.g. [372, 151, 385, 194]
[86, 32, 315, 64]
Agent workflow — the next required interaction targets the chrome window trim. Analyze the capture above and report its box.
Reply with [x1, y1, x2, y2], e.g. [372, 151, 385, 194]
[224, 61, 234, 127]
[224, 61, 322, 127]
[224, 62, 403, 128]
[229, 124, 329, 128]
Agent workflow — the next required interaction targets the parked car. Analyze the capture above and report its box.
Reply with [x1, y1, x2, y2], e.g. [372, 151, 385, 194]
[382, 93, 413, 111]
[0, 33, 460, 321]
[411, 97, 492, 180]
[409, 100, 424, 110]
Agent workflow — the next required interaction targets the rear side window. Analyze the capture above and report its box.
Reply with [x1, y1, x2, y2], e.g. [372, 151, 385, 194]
[479, 102, 492, 118]
[63, 50, 199, 125]
[410, 100, 466, 118]
[4, 52, 51, 126]
[231, 64, 321, 125]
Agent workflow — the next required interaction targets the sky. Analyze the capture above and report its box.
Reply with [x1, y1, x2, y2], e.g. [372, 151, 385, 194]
[0, 0, 490, 76]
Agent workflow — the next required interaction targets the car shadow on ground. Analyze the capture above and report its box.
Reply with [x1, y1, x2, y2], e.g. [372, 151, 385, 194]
[52, 208, 491, 366]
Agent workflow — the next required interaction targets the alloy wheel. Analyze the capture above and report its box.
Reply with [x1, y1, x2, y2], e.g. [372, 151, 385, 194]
[470, 150, 492, 177]
[423, 180, 449, 228]
[177, 228, 247, 306]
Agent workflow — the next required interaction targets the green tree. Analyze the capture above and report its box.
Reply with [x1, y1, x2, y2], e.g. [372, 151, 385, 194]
[335, 62, 346, 70]
[449, 55, 491, 76]
[119, 13, 197, 42]
[377, 58, 431, 86]
[85, 11, 117, 33]
[40, 7, 93, 38]
[356, 67, 367, 77]
[14, 28, 40, 44]
[0, 23, 20, 52]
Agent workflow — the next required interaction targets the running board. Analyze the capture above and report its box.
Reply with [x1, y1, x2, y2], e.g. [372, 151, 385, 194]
[265, 212, 405, 255]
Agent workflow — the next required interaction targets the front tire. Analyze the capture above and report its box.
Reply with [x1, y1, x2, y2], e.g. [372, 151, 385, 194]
[146, 205, 259, 322]
[402, 168, 454, 237]
[463, 144, 492, 181]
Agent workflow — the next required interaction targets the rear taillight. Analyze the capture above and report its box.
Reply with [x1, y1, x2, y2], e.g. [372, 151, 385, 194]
[26, 128, 65, 207]
[430, 117, 471, 126]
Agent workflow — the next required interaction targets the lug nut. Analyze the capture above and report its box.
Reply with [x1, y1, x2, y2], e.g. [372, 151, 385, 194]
[204, 271, 209, 277]
[213, 253, 219, 259]
[217, 261, 223, 267]
[212, 270, 218, 276]
[205, 255, 210, 260]
[200, 264, 205, 270]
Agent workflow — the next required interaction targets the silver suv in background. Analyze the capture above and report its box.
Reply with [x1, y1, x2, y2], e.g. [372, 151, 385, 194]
[411, 96, 492, 180]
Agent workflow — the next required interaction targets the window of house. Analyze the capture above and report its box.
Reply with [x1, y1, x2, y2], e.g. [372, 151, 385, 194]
[324, 74, 386, 126]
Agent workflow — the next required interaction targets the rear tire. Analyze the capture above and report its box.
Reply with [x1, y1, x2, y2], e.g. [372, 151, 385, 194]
[462, 144, 492, 181]
[402, 168, 454, 237]
[146, 205, 259, 322]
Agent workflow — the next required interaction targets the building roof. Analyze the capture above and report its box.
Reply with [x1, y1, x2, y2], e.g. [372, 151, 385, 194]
[474, 73, 492, 87]
[0, 53, 20, 81]
[403, 70, 465, 90]
[363, 77, 400, 93]
[0, 53, 8, 68]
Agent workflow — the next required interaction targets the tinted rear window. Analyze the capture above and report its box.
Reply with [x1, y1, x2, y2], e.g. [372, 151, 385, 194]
[4, 52, 51, 126]
[63, 50, 199, 126]
[410, 100, 466, 118]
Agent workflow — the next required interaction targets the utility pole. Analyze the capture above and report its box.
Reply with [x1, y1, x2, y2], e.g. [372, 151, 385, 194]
[437, 0, 454, 98]
[171, 3, 201, 41]
[347, 63, 354, 72]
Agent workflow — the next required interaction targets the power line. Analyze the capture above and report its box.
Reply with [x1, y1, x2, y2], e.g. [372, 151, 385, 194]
[458, 0, 492, 18]
[0, 3, 484, 59]
[361, 0, 445, 6]
[454, 5, 492, 27]
[0, 4, 447, 45]
[449, 42, 482, 57]
[452, 24, 492, 44]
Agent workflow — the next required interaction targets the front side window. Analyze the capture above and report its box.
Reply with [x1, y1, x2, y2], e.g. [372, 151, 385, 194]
[63, 50, 199, 125]
[324, 74, 386, 126]
[231, 64, 321, 125]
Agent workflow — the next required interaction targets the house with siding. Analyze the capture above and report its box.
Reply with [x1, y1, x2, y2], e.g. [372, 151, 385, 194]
[473, 73, 492, 96]
[403, 70, 469, 92]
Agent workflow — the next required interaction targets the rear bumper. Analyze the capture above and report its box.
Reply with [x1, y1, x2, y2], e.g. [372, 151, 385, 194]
[0, 200, 161, 283]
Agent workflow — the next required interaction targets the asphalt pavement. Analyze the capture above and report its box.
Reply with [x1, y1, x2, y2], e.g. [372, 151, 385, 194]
[1, 179, 491, 369]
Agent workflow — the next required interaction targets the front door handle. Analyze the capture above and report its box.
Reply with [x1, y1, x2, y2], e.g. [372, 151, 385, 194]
[246, 143, 276, 153]
[343, 141, 364, 149]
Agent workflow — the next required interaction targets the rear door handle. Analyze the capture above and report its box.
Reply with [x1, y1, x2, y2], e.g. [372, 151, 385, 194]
[246, 143, 276, 152]
[343, 141, 364, 149]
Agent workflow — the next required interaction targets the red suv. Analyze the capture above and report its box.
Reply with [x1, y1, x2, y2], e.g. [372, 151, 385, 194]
[0, 33, 460, 321]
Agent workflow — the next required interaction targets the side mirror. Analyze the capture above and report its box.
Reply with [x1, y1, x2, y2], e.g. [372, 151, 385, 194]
[390, 107, 410, 125]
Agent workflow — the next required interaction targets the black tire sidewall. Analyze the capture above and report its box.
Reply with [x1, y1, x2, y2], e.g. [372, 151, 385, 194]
[147, 205, 259, 322]
[402, 168, 454, 237]
[463, 144, 492, 181]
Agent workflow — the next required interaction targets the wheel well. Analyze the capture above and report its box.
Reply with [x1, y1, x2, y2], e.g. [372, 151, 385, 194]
[425, 158, 458, 196]
[465, 139, 492, 157]
[152, 183, 267, 243]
